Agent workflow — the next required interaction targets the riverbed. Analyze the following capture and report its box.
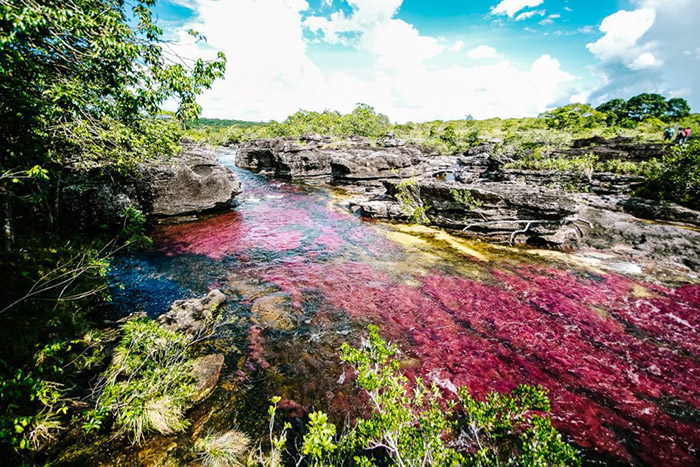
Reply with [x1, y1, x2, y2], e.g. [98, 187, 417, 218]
[108, 148, 700, 465]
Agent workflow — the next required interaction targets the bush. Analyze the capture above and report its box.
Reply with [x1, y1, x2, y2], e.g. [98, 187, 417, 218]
[639, 139, 700, 209]
[87, 320, 196, 443]
[395, 178, 431, 225]
[265, 326, 581, 466]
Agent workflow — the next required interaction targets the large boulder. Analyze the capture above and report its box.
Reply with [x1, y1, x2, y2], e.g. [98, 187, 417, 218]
[358, 180, 580, 246]
[59, 142, 240, 232]
[236, 137, 431, 183]
[145, 142, 241, 216]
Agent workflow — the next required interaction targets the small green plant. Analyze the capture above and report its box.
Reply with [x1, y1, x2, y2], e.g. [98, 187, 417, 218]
[264, 326, 581, 466]
[302, 411, 338, 466]
[196, 429, 252, 467]
[255, 396, 292, 467]
[395, 178, 431, 225]
[87, 319, 196, 444]
[451, 189, 483, 210]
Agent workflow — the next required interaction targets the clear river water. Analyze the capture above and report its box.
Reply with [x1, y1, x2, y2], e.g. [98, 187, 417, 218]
[108, 149, 700, 466]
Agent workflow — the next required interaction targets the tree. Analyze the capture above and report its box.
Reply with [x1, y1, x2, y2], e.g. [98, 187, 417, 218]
[0, 0, 226, 250]
[541, 104, 606, 130]
[596, 98, 628, 124]
[666, 98, 691, 119]
[626, 93, 668, 121]
[341, 103, 391, 137]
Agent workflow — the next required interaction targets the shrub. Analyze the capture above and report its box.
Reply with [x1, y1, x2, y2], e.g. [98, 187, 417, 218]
[87, 320, 196, 443]
[639, 139, 700, 209]
[451, 189, 483, 210]
[395, 178, 431, 225]
[265, 326, 581, 466]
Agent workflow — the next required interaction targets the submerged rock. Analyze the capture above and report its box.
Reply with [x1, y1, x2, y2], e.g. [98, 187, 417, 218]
[158, 289, 226, 338]
[192, 353, 225, 402]
[251, 294, 296, 331]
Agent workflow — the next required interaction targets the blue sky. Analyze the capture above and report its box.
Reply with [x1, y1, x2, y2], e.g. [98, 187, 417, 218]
[157, 0, 699, 122]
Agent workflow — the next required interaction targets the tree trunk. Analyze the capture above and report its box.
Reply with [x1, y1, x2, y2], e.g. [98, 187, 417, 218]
[1, 190, 14, 252]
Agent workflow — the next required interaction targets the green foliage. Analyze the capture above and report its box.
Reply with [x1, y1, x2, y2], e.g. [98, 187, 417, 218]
[196, 429, 252, 467]
[120, 206, 152, 251]
[666, 98, 691, 119]
[597, 159, 661, 177]
[264, 326, 580, 466]
[596, 99, 628, 125]
[87, 319, 196, 444]
[541, 104, 606, 130]
[303, 411, 338, 466]
[504, 153, 597, 181]
[0, 363, 66, 451]
[451, 189, 483, 210]
[0, 0, 225, 175]
[639, 139, 700, 209]
[627, 93, 669, 121]
[395, 178, 431, 225]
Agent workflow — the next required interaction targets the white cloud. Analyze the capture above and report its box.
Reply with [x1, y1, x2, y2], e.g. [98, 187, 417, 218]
[304, 0, 442, 69]
[514, 10, 545, 21]
[629, 52, 662, 70]
[448, 40, 465, 52]
[467, 45, 500, 59]
[586, 8, 656, 63]
[587, 0, 700, 109]
[491, 0, 544, 18]
[169, 0, 577, 122]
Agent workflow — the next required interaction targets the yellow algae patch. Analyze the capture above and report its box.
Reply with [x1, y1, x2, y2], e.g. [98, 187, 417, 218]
[388, 223, 492, 262]
[632, 284, 656, 299]
[525, 249, 608, 275]
[384, 230, 428, 247]
[433, 231, 490, 262]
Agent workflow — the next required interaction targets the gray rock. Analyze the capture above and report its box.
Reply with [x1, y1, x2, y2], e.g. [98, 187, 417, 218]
[145, 142, 241, 216]
[59, 142, 241, 231]
[157, 289, 226, 338]
[236, 138, 429, 183]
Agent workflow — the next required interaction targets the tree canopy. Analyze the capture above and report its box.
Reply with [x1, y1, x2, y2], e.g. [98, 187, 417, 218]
[596, 93, 690, 123]
[0, 0, 226, 176]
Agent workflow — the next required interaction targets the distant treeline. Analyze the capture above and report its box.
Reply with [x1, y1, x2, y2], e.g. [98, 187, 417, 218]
[186, 118, 261, 128]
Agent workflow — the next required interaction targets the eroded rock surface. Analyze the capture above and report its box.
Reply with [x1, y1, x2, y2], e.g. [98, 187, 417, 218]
[192, 353, 225, 402]
[236, 136, 433, 183]
[60, 142, 241, 232]
[157, 289, 226, 338]
[146, 142, 241, 216]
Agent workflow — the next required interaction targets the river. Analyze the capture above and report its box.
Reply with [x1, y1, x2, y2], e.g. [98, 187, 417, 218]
[108, 148, 700, 466]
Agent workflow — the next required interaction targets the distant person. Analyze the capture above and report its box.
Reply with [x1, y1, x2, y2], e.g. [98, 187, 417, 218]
[680, 127, 693, 145]
[675, 127, 685, 144]
[663, 126, 675, 141]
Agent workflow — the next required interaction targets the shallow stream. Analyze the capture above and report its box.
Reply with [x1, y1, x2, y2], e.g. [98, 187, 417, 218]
[108, 149, 700, 466]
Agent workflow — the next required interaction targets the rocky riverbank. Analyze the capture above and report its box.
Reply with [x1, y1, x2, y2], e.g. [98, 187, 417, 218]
[59, 141, 241, 231]
[236, 136, 700, 272]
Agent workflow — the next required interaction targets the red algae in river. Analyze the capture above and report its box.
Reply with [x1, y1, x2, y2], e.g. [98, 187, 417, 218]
[139, 166, 699, 466]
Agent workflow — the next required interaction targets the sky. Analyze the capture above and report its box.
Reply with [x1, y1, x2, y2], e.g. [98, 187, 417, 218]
[156, 0, 700, 122]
